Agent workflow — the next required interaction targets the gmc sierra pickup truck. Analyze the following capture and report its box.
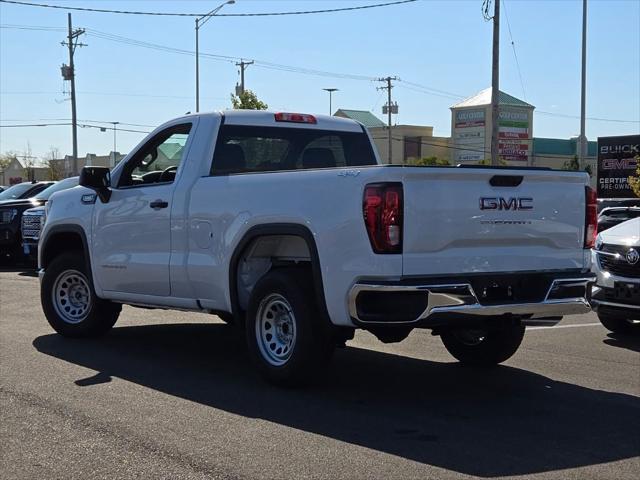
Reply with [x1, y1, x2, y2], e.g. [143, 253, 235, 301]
[39, 110, 596, 385]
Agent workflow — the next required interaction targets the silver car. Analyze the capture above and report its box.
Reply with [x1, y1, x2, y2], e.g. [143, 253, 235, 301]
[591, 217, 640, 334]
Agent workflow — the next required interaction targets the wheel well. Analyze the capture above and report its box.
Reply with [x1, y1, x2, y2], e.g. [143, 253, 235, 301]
[235, 234, 312, 312]
[41, 231, 86, 270]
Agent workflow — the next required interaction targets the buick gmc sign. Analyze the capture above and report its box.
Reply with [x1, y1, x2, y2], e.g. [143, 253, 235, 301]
[597, 135, 640, 199]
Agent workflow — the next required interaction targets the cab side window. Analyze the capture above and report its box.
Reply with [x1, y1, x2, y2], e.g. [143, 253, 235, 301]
[119, 124, 192, 187]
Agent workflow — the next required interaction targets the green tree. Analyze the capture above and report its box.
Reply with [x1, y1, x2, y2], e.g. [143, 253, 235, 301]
[563, 154, 593, 177]
[477, 158, 508, 166]
[0, 151, 16, 171]
[42, 146, 64, 180]
[410, 156, 450, 166]
[230, 89, 268, 110]
[0, 151, 17, 185]
[628, 155, 640, 198]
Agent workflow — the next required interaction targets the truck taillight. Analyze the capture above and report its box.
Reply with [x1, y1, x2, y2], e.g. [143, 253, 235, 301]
[584, 186, 597, 249]
[363, 183, 403, 254]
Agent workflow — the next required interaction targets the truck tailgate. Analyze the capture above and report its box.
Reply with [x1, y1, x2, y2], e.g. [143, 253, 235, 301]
[401, 168, 589, 276]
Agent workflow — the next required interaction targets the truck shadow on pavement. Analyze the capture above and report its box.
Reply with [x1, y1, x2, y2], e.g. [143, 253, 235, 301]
[604, 332, 640, 353]
[33, 323, 640, 478]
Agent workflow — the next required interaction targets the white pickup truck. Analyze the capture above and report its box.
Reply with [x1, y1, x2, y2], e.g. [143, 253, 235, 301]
[39, 110, 596, 385]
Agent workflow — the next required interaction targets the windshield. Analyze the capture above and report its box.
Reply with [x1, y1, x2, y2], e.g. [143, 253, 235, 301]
[0, 183, 35, 201]
[34, 177, 79, 200]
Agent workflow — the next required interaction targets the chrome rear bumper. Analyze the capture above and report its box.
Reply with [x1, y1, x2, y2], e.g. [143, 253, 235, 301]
[348, 276, 595, 327]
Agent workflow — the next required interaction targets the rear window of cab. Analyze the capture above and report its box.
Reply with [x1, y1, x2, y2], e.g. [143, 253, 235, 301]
[210, 125, 376, 175]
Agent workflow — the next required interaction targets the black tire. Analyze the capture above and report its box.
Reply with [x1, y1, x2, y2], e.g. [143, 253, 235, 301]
[41, 251, 121, 337]
[598, 312, 637, 335]
[440, 324, 526, 366]
[246, 268, 333, 386]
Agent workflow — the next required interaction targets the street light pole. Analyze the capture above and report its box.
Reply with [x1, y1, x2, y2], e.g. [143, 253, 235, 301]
[579, 0, 588, 169]
[195, 0, 235, 112]
[322, 88, 338, 115]
[111, 122, 119, 153]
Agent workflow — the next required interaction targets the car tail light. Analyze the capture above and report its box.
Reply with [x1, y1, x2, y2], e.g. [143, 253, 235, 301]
[363, 183, 403, 254]
[274, 112, 317, 124]
[584, 186, 597, 249]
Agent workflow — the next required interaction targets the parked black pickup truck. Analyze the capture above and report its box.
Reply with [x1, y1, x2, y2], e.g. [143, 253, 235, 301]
[0, 180, 69, 262]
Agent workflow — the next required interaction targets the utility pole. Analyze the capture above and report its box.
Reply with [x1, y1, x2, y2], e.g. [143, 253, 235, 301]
[195, 17, 200, 112]
[61, 13, 86, 176]
[377, 76, 398, 164]
[490, 0, 500, 166]
[579, 0, 588, 169]
[235, 60, 254, 95]
[322, 88, 338, 115]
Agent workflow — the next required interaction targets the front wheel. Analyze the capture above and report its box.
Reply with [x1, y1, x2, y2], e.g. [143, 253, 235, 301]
[246, 268, 334, 386]
[440, 324, 525, 366]
[41, 252, 121, 337]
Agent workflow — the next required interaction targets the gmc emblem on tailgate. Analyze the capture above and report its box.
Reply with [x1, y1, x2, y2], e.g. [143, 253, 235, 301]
[480, 197, 533, 210]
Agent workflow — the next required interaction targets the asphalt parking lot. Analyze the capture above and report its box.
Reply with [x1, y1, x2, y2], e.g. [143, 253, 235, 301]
[1, 269, 639, 480]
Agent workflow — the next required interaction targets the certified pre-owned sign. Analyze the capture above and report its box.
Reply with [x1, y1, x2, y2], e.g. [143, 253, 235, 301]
[597, 135, 640, 199]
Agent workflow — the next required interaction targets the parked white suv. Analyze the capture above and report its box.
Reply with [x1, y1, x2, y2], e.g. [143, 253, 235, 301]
[591, 218, 640, 334]
[38, 110, 596, 384]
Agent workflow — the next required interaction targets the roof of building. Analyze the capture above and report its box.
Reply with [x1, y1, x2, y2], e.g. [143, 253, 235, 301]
[452, 87, 534, 109]
[533, 137, 597, 157]
[333, 109, 386, 128]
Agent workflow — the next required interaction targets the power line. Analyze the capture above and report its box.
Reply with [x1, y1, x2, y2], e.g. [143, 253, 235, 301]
[396, 83, 463, 100]
[83, 28, 377, 81]
[2, 24, 637, 125]
[0, 0, 417, 17]
[0, 23, 64, 31]
[502, 0, 527, 101]
[0, 122, 71, 127]
[78, 123, 150, 134]
[0, 24, 477, 96]
[396, 86, 640, 124]
[0, 118, 156, 127]
[0, 122, 150, 134]
[536, 111, 639, 124]
[0, 89, 227, 101]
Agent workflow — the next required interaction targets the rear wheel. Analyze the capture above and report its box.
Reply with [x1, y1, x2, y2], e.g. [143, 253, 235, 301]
[246, 268, 333, 386]
[41, 252, 121, 337]
[598, 312, 638, 335]
[440, 324, 525, 366]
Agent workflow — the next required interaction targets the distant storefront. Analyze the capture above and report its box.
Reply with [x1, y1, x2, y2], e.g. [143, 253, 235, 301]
[450, 88, 534, 165]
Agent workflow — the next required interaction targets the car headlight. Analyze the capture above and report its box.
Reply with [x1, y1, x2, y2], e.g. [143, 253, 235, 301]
[0, 209, 17, 224]
[595, 235, 603, 251]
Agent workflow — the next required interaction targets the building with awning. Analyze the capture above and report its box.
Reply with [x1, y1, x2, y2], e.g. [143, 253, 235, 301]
[450, 87, 534, 165]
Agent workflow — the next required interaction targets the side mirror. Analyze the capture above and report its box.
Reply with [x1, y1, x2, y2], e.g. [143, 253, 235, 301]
[79, 166, 112, 203]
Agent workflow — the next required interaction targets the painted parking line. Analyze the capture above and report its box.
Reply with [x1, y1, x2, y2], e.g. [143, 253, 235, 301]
[528, 322, 602, 331]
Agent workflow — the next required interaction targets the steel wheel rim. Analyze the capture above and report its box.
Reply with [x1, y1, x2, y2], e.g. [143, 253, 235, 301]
[52, 269, 91, 324]
[255, 293, 297, 366]
[454, 329, 487, 346]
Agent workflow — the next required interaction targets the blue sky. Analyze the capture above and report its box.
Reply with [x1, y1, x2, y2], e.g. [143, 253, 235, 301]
[1, 0, 639, 160]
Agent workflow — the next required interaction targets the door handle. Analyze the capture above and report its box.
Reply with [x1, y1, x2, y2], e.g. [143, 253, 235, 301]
[149, 200, 169, 209]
